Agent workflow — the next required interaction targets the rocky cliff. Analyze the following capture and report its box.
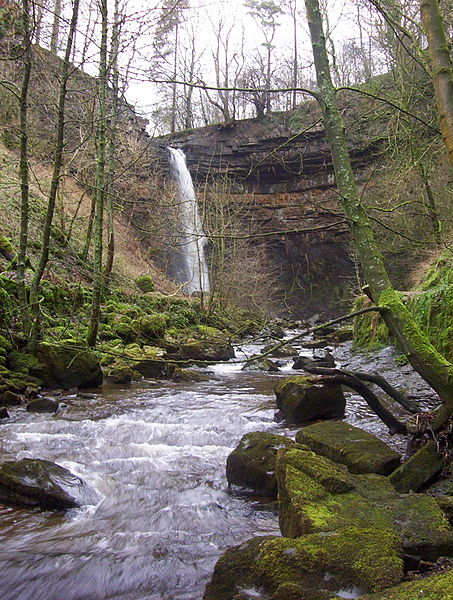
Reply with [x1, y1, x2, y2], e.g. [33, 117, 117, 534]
[159, 103, 385, 317]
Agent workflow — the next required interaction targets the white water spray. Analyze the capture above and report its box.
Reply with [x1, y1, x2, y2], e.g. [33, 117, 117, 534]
[168, 147, 210, 295]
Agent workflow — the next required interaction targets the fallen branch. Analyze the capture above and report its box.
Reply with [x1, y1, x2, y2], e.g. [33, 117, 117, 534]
[306, 370, 408, 435]
[300, 365, 417, 414]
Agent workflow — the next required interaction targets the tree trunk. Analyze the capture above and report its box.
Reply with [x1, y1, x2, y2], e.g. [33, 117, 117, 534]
[30, 0, 80, 344]
[104, 0, 120, 286]
[420, 0, 453, 168]
[17, 0, 32, 321]
[50, 0, 62, 53]
[87, 0, 108, 347]
[304, 0, 453, 427]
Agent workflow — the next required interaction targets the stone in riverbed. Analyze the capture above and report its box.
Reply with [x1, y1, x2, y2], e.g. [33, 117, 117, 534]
[226, 432, 297, 497]
[295, 421, 401, 475]
[26, 398, 61, 413]
[203, 527, 403, 600]
[276, 447, 453, 560]
[30, 343, 103, 389]
[389, 441, 444, 493]
[0, 390, 22, 405]
[241, 356, 279, 372]
[0, 407, 9, 419]
[274, 376, 345, 424]
[0, 458, 100, 510]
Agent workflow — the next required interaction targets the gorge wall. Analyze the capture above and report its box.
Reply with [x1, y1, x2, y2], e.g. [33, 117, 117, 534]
[159, 103, 384, 317]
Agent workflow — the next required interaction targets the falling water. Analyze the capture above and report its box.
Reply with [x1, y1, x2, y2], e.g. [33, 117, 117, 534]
[168, 147, 210, 295]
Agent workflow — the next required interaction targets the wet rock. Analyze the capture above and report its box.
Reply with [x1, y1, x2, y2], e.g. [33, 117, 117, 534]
[78, 392, 98, 399]
[0, 390, 21, 405]
[105, 359, 134, 384]
[276, 447, 453, 560]
[261, 343, 298, 358]
[274, 376, 345, 423]
[359, 568, 453, 599]
[0, 407, 9, 419]
[389, 441, 444, 493]
[168, 367, 210, 382]
[203, 536, 273, 600]
[176, 339, 235, 362]
[26, 398, 61, 413]
[242, 357, 279, 372]
[24, 386, 40, 399]
[30, 343, 103, 389]
[204, 528, 403, 600]
[291, 355, 312, 370]
[226, 432, 297, 497]
[0, 458, 100, 510]
[296, 421, 401, 475]
[299, 339, 328, 349]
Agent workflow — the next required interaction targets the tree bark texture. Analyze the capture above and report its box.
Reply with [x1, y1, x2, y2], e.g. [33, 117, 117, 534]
[87, 0, 108, 347]
[30, 0, 80, 343]
[420, 0, 453, 168]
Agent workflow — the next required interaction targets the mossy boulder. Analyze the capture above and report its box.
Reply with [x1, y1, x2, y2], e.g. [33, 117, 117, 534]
[7, 350, 43, 374]
[261, 343, 298, 358]
[241, 356, 279, 372]
[389, 441, 444, 493]
[135, 274, 155, 293]
[168, 367, 210, 382]
[437, 496, 453, 527]
[0, 389, 22, 405]
[104, 359, 134, 384]
[296, 421, 401, 475]
[0, 458, 100, 510]
[204, 527, 403, 600]
[274, 376, 346, 423]
[174, 335, 235, 362]
[276, 448, 453, 559]
[139, 313, 167, 338]
[31, 343, 103, 389]
[226, 432, 297, 497]
[204, 536, 273, 600]
[359, 568, 452, 600]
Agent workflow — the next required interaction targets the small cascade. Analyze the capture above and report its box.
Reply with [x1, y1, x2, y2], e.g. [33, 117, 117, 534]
[168, 147, 210, 295]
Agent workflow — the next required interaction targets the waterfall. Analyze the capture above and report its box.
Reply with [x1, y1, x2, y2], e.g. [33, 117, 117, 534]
[168, 147, 210, 295]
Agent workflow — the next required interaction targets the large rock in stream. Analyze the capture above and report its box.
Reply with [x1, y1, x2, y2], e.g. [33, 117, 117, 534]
[204, 527, 403, 600]
[274, 375, 346, 423]
[276, 448, 453, 560]
[296, 421, 401, 475]
[226, 432, 297, 497]
[0, 458, 100, 510]
[30, 343, 103, 389]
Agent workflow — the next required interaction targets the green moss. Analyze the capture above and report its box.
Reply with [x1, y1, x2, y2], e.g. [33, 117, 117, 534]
[135, 274, 155, 293]
[275, 449, 453, 558]
[352, 295, 389, 350]
[379, 287, 453, 388]
[296, 421, 401, 475]
[359, 568, 453, 599]
[255, 527, 402, 596]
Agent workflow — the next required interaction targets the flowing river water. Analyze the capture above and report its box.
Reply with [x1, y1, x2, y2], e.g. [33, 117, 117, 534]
[0, 336, 437, 600]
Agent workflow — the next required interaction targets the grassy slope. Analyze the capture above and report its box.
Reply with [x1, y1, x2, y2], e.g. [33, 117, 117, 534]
[0, 140, 175, 293]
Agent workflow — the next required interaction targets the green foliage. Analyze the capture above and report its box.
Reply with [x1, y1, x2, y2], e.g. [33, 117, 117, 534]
[134, 274, 155, 293]
[406, 251, 453, 361]
[352, 295, 389, 351]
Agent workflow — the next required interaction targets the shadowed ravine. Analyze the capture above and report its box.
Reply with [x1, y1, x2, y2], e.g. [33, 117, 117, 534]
[0, 339, 437, 600]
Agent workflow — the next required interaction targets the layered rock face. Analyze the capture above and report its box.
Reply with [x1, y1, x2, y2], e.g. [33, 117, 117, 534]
[161, 107, 381, 316]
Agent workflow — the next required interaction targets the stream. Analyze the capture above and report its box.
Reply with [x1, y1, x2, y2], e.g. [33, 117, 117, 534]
[0, 336, 438, 600]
